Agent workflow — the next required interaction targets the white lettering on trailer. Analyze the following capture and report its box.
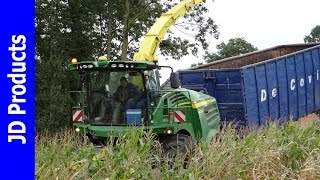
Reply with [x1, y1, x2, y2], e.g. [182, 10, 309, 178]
[260, 89, 267, 102]
[300, 78, 305, 87]
[260, 88, 277, 102]
[290, 79, 296, 90]
[308, 75, 312, 83]
[259, 69, 319, 103]
[272, 88, 277, 98]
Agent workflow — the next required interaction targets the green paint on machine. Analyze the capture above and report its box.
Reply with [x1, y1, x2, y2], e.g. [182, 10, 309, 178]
[69, 58, 221, 155]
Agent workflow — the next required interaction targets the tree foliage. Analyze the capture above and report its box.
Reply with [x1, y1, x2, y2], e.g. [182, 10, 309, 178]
[35, 0, 219, 131]
[304, 25, 320, 43]
[160, 4, 219, 59]
[204, 37, 258, 63]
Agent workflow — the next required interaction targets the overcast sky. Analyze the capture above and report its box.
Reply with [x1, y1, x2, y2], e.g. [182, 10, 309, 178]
[158, 0, 320, 83]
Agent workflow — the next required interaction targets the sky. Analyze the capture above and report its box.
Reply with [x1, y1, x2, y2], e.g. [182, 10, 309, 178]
[158, 0, 320, 84]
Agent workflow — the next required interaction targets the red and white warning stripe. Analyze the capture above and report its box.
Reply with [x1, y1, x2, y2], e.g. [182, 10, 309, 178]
[168, 110, 186, 123]
[72, 110, 83, 122]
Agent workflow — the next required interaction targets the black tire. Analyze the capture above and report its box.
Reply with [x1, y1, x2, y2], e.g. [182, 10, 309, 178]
[160, 134, 195, 158]
[88, 134, 106, 146]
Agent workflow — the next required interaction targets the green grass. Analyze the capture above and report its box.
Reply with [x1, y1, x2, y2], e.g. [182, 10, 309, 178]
[36, 120, 320, 179]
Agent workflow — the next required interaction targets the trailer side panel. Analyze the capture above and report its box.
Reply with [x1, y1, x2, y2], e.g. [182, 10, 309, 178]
[242, 45, 320, 124]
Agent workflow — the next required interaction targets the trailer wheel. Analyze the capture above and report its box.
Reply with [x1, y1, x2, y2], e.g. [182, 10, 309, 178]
[160, 134, 195, 158]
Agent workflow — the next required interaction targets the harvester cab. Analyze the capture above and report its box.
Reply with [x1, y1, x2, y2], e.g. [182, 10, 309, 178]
[69, 57, 164, 125]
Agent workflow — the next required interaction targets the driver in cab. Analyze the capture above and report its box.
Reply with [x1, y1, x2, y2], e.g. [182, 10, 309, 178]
[115, 77, 140, 109]
[112, 77, 140, 124]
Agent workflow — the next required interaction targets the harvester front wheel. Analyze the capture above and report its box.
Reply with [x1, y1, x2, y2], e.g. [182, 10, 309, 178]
[161, 134, 195, 158]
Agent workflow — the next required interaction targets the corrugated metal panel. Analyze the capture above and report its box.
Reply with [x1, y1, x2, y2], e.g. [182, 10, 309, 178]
[276, 59, 289, 122]
[286, 56, 298, 119]
[255, 65, 269, 125]
[180, 69, 246, 126]
[312, 47, 320, 110]
[242, 68, 259, 125]
[179, 70, 206, 86]
[179, 70, 209, 94]
[266, 62, 279, 120]
[213, 69, 246, 126]
[242, 45, 320, 125]
[304, 51, 314, 114]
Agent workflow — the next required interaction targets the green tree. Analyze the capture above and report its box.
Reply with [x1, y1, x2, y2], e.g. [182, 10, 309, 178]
[36, 0, 72, 131]
[204, 37, 258, 63]
[159, 3, 219, 60]
[304, 25, 320, 43]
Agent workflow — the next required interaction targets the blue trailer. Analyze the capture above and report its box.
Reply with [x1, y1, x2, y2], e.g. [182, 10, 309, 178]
[178, 43, 320, 126]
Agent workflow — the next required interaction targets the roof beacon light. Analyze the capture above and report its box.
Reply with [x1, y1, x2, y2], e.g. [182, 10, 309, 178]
[71, 58, 77, 64]
[98, 55, 108, 61]
[153, 56, 159, 64]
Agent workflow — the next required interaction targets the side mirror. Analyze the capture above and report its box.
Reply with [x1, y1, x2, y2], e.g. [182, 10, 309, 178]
[170, 72, 181, 89]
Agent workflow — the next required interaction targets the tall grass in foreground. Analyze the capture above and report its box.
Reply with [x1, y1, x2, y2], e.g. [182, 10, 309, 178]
[36, 121, 320, 179]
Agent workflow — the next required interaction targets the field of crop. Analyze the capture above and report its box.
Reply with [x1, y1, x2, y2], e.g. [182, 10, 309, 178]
[36, 118, 320, 179]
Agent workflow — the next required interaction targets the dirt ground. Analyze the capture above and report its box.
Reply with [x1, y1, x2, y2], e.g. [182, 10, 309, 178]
[297, 113, 320, 125]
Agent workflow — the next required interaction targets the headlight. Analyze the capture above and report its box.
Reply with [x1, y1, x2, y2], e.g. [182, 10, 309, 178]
[165, 129, 173, 134]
